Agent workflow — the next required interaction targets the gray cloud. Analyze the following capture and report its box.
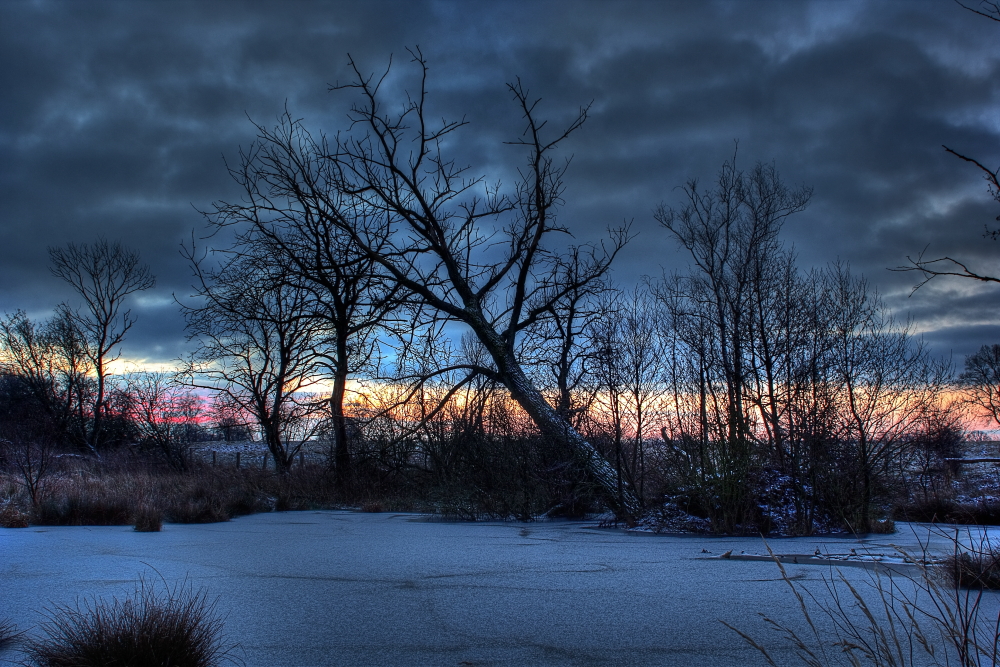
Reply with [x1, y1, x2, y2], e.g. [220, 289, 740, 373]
[1, 0, 998, 365]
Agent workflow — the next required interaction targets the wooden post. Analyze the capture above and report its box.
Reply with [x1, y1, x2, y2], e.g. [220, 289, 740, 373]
[212, 450, 217, 466]
[236, 452, 241, 468]
[299, 451, 305, 468]
[262, 452, 268, 470]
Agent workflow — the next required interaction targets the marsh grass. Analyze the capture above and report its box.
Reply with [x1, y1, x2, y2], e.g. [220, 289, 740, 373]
[0, 441, 587, 526]
[727, 536, 1000, 666]
[946, 532, 1000, 591]
[0, 455, 346, 527]
[132, 505, 163, 532]
[0, 618, 21, 651]
[0, 500, 29, 528]
[22, 579, 239, 667]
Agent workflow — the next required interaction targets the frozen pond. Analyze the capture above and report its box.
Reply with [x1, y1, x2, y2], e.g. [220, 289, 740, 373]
[1, 513, 997, 666]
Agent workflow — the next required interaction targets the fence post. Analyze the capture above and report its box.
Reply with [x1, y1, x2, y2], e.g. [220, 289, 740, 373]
[236, 452, 241, 468]
[262, 452, 269, 470]
[299, 451, 305, 468]
[212, 450, 217, 466]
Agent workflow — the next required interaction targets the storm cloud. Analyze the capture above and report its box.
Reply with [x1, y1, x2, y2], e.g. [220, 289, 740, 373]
[1, 0, 998, 364]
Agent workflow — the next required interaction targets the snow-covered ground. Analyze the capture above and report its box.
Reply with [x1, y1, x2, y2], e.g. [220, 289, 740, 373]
[2, 515, 998, 666]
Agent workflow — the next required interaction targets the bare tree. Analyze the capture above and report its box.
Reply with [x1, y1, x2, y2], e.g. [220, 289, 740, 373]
[588, 287, 663, 504]
[120, 370, 201, 470]
[656, 155, 811, 531]
[49, 239, 155, 454]
[3, 432, 52, 507]
[206, 51, 640, 520]
[180, 247, 327, 473]
[657, 156, 811, 452]
[207, 120, 404, 488]
[959, 343, 1000, 427]
[0, 309, 93, 448]
[523, 252, 609, 428]
[897, 3, 1000, 287]
[824, 263, 948, 530]
[614, 287, 663, 501]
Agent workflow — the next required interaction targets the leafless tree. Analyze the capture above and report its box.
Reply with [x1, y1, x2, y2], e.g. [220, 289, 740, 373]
[656, 155, 811, 531]
[207, 394, 252, 442]
[3, 433, 52, 507]
[657, 156, 811, 449]
[824, 263, 949, 530]
[959, 343, 1000, 427]
[120, 370, 201, 470]
[206, 116, 405, 488]
[0, 309, 93, 448]
[49, 239, 155, 453]
[896, 3, 1000, 287]
[523, 252, 609, 428]
[179, 247, 327, 473]
[588, 288, 663, 503]
[207, 50, 639, 520]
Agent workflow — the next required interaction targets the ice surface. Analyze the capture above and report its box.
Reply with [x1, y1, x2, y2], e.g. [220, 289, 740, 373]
[1, 514, 997, 666]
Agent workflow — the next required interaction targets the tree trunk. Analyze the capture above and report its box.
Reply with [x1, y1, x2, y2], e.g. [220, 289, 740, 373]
[330, 362, 350, 490]
[264, 420, 291, 474]
[490, 343, 642, 524]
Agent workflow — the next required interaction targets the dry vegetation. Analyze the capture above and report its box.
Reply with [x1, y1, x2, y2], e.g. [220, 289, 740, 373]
[21, 580, 236, 667]
[732, 537, 1000, 667]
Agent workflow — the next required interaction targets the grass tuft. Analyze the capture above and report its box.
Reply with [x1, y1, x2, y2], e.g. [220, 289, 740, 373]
[23, 579, 236, 667]
[0, 617, 21, 651]
[360, 500, 384, 513]
[948, 542, 1000, 590]
[133, 506, 163, 532]
[0, 503, 29, 528]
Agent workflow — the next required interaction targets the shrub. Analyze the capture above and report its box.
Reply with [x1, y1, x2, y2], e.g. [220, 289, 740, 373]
[22, 580, 235, 667]
[164, 498, 231, 524]
[33, 494, 132, 526]
[869, 517, 895, 534]
[951, 549, 1000, 590]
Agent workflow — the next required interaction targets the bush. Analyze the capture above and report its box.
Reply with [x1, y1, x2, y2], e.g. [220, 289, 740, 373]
[22, 580, 235, 667]
[164, 498, 231, 524]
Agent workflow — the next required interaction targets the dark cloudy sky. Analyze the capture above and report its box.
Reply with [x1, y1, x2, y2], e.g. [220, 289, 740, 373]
[2, 0, 998, 367]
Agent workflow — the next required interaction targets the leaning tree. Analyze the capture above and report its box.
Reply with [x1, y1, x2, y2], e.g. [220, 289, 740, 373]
[207, 50, 641, 521]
